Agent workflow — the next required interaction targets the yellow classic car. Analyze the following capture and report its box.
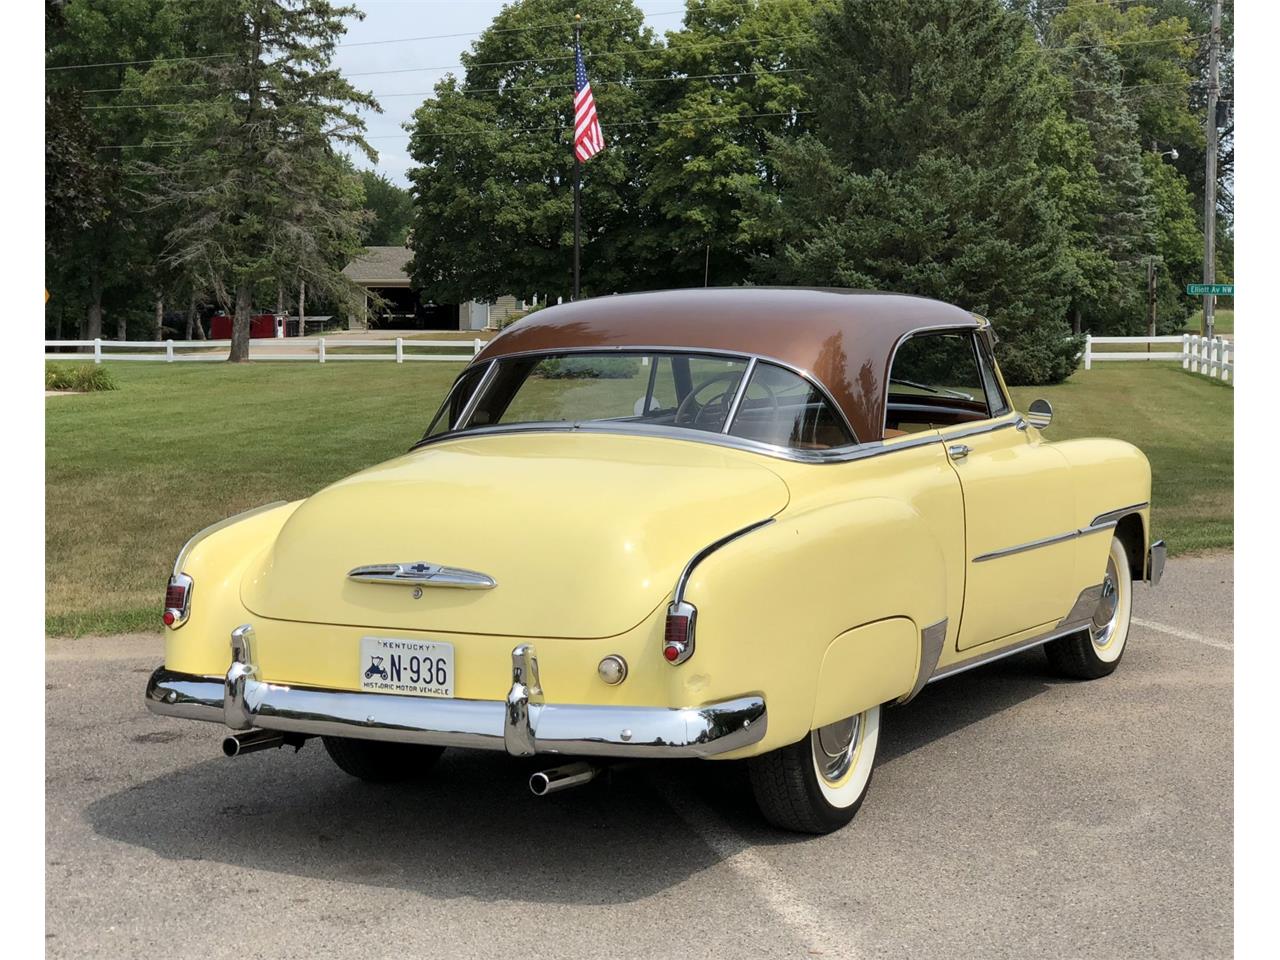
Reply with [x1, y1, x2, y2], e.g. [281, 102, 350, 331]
[145, 288, 1164, 834]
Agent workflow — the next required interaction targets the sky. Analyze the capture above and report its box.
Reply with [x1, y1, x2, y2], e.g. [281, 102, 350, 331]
[333, 1, 684, 186]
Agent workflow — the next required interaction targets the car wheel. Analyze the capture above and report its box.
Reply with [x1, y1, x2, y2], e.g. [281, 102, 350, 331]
[322, 736, 445, 783]
[747, 704, 881, 834]
[1045, 534, 1133, 680]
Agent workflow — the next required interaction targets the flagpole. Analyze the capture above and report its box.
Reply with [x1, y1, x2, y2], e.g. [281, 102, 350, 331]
[572, 16, 582, 300]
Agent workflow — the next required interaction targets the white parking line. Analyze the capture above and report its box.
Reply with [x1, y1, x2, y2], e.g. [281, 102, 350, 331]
[1133, 617, 1233, 651]
[659, 787, 854, 959]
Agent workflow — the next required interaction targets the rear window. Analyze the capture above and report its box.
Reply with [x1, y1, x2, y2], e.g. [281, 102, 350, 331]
[728, 363, 855, 449]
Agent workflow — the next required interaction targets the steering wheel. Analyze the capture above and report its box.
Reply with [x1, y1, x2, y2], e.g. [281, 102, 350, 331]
[674, 373, 778, 429]
[674, 373, 741, 428]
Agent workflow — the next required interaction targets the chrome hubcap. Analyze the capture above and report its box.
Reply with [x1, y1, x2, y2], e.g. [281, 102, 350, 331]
[1090, 557, 1122, 648]
[813, 713, 861, 783]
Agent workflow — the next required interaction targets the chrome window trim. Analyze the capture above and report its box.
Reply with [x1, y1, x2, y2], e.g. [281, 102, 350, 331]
[173, 500, 287, 576]
[1091, 502, 1150, 527]
[431, 345, 860, 446]
[409, 413, 1022, 466]
[422, 363, 490, 441]
[971, 519, 1117, 564]
[881, 323, 989, 439]
[455, 360, 498, 431]
[720, 356, 757, 434]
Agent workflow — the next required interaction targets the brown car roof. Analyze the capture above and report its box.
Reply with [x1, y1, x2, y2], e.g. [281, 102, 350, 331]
[472, 288, 980, 442]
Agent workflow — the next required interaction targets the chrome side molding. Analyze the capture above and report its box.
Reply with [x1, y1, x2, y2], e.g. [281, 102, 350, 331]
[1091, 502, 1150, 527]
[347, 562, 496, 590]
[972, 520, 1117, 563]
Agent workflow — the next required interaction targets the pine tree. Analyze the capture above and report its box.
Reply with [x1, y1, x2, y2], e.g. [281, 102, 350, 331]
[140, 0, 377, 360]
[757, 0, 1079, 384]
[1060, 19, 1157, 335]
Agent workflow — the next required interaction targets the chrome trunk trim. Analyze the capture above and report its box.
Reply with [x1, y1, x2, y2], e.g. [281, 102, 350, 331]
[347, 563, 496, 590]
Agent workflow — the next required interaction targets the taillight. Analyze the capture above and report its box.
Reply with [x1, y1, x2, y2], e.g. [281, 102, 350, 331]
[164, 573, 193, 629]
[663, 601, 696, 665]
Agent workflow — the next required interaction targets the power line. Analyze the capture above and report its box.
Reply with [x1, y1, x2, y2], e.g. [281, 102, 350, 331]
[46, 9, 686, 72]
[1047, 32, 1205, 52]
[69, 32, 817, 94]
[82, 68, 814, 110]
[94, 109, 814, 150]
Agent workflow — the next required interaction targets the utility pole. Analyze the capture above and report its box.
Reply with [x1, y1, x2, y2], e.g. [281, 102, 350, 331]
[1147, 258, 1157, 340]
[1201, 0, 1221, 340]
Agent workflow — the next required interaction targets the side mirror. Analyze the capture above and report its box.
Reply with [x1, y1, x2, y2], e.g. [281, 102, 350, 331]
[1026, 398, 1053, 430]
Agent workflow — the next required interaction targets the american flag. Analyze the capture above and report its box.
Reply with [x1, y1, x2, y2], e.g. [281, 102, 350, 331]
[573, 42, 605, 162]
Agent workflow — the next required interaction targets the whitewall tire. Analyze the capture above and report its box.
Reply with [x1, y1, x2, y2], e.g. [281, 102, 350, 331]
[748, 704, 881, 834]
[1045, 534, 1133, 679]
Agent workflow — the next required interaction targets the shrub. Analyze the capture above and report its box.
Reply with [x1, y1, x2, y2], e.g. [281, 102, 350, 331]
[536, 356, 641, 380]
[46, 364, 119, 392]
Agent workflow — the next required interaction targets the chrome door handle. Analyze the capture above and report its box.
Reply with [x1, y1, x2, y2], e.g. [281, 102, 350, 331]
[948, 444, 971, 462]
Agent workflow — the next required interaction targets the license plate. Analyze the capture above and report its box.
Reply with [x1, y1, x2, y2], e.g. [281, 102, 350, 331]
[359, 636, 454, 699]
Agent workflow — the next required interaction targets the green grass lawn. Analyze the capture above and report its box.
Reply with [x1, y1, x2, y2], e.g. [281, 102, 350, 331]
[1008, 364, 1232, 556]
[46, 359, 1232, 636]
[1183, 307, 1233, 335]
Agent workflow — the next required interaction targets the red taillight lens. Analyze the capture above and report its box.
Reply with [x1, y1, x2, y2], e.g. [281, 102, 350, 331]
[663, 602, 696, 665]
[164, 573, 193, 629]
[664, 614, 689, 647]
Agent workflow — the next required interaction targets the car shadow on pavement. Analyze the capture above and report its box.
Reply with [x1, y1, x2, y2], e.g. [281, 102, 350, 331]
[86, 650, 1062, 901]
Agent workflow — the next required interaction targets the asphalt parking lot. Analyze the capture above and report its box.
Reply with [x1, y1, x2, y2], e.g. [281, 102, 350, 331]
[45, 553, 1232, 960]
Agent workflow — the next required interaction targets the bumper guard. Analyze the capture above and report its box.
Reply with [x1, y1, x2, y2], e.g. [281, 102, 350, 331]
[145, 624, 767, 759]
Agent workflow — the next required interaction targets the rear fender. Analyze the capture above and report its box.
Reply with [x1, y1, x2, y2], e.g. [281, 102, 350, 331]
[676, 497, 949, 753]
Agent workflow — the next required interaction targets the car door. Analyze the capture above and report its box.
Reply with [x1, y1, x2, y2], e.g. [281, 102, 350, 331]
[886, 328, 1077, 651]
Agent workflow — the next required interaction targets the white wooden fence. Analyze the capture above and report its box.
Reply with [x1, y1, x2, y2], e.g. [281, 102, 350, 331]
[44, 337, 486, 364]
[1083, 334, 1233, 382]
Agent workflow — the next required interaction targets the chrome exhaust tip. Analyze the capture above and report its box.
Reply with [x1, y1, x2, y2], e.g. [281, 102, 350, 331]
[222, 729, 309, 758]
[529, 761, 600, 796]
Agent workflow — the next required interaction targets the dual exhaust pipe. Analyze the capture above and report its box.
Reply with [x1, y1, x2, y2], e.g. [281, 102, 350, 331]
[222, 733, 606, 799]
[221, 729, 310, 758]
[528, 761, 601, 797]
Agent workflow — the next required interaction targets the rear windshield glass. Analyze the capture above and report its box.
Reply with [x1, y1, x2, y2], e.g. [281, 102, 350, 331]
[427, 352, 751, 437]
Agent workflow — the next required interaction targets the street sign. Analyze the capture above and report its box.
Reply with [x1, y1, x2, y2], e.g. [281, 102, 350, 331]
[1187, 283, 1233, 296]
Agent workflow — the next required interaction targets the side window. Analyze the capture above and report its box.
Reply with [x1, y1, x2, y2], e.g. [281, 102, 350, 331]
[885, 331, 992, 436]
[728, 363, 855, 450]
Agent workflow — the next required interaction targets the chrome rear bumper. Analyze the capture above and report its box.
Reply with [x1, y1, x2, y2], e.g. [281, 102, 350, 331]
[144, 625, 766, 760]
